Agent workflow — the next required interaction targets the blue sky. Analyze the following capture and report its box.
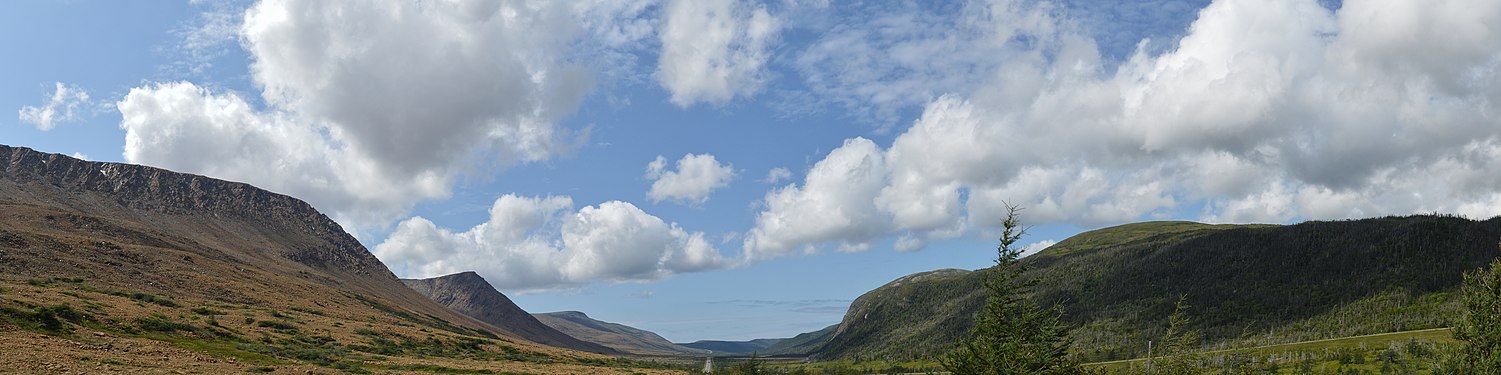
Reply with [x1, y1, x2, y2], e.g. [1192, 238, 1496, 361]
[5, 0, 1499, 342]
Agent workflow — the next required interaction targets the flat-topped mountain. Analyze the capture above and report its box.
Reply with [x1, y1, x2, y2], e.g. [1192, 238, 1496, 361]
[403, 272, 615, 354]
[0, 145, 662, 373]
[1, 144, 386, 277]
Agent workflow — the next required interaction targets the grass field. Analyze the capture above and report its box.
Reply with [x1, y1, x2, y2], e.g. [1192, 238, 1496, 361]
[1086, 328, 1455, 374]
[757, 328, 1456, 374]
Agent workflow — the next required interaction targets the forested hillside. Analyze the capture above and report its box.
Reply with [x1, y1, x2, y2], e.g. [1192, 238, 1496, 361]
[812, 216, 1501, 362]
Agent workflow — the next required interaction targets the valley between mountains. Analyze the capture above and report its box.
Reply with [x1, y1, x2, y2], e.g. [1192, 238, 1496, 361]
[2, 144, 1497, 374]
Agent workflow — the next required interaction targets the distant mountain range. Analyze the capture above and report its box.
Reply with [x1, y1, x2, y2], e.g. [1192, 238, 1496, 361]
[402, 272, 615, 354]
[676, 338, 782, 354]
[533, 311, 707, 356]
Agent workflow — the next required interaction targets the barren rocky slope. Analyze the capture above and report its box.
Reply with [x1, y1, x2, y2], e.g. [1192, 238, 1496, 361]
[404, 272, 616, 354]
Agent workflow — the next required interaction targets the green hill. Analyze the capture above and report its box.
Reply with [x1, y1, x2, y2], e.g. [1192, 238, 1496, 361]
[809, 216, 1501, 362]
[763, 324, 837, 356]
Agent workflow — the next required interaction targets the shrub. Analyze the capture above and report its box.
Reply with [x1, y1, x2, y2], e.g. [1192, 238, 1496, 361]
[127, 292, 178, 308]
[135, 314, 197, 333]
[1, 304, 92, 333]
[257, 320, 297, 330]
[1440, 254, 1501, 374]
[192, 307, 224, 316]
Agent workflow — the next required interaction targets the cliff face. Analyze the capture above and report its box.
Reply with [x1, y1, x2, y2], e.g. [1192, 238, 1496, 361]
[0, 145, 385, 276]
[403, 272, 616, 354]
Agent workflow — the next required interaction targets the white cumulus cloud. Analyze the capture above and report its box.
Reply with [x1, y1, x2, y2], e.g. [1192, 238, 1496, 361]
[657, 0, 778, 106]
[744, 0, 1501, 260]
[118, 1, 608, 233]
[18, 82, 91, 131]
[646, 153, 737, 204]
[118, 81, 444, 229]
[743, 138, 890, 260]
[373, 194, 728, 292]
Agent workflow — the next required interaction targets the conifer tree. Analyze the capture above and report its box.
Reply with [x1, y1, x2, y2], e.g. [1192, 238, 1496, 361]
[942, 204, 1080, 374]
[1149, 295, 1201, 374]
[1441, 245, 1501, 374]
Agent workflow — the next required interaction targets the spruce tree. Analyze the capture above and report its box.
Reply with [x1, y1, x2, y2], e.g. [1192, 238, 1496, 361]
[1443, 247, 1501, 374]
[1149, 295, 1201, 374]
[942, 204, 1080, 374]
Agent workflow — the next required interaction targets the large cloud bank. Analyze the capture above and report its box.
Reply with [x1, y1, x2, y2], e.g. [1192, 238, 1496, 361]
[745, 0, 1501, 259]
[118, 1, 610, 231]
[117, 0, 1501, 290]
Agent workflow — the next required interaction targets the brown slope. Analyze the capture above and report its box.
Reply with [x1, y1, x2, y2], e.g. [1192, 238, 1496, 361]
[0, 144, 493, 332]
[0, 144, 691, 373]
[404, 272, 617, 354]
[533, 311, 708, 356]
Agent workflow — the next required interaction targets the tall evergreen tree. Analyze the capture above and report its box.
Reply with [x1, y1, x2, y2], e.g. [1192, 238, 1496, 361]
[942, 204, 1081, 374]
[1149, 295, 1201, 375]
[1441, 244, 1501, 374]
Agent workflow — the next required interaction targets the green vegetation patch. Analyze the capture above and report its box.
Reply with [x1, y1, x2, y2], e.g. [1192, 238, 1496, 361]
[0, 303, 93, 334]
[135, 314, 199, 333]
[82, 286, 180, 308]
[128, 292, 178, 307]
[158, 336, 284, 367]
[347, 329, 549, 363]
[1083, 329, 1453, 373]
[191, 307, 224, 316]
[345, 293, 497, 339]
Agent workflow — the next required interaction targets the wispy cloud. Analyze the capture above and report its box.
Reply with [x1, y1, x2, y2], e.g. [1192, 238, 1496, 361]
[18, 82, 90, 131]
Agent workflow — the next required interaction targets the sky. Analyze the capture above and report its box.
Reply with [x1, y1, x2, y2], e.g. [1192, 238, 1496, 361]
[4, 0, 1500, 342]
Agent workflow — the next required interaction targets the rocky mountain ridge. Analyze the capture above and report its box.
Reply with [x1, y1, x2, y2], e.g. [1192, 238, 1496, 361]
[1, 145, 384, 276]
